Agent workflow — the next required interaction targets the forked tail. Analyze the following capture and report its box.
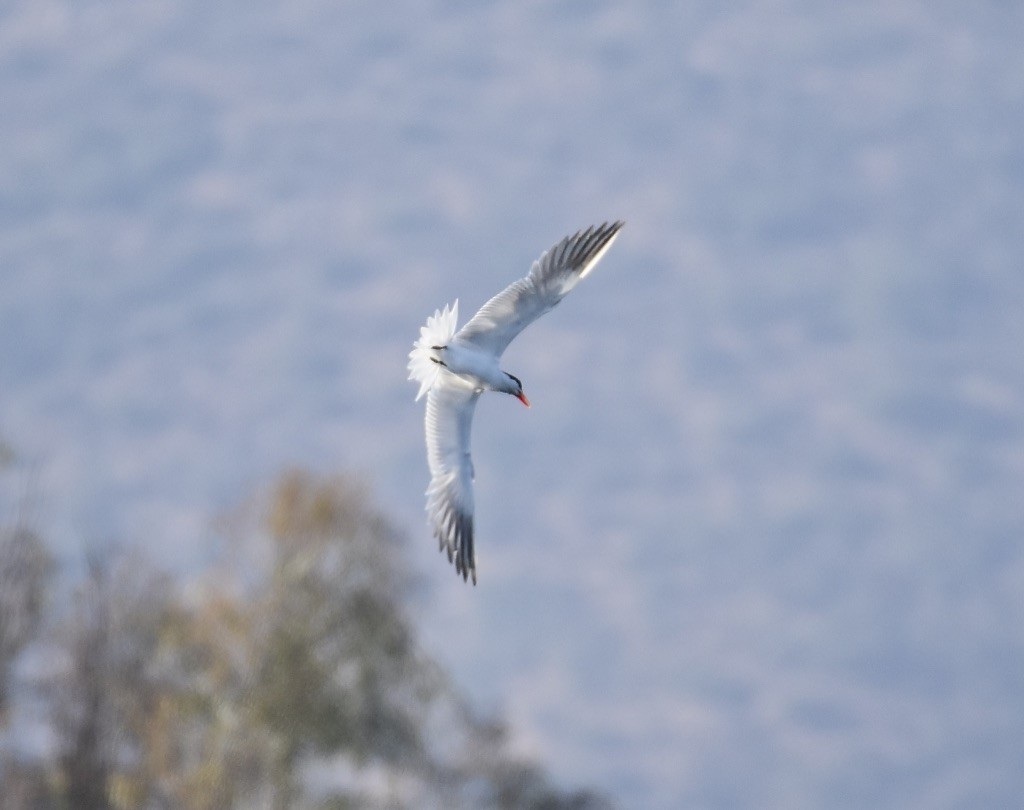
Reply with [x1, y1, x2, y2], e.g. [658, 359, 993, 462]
[407, 300, 459, 400]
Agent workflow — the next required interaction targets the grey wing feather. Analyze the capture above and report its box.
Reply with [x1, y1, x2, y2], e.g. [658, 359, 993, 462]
[455, 221, 624, 356]
[424, 378, 481, 583]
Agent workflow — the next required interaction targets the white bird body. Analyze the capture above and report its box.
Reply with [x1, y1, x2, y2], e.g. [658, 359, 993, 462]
[408, 221, 624, 583]
[437, 340, 515, 394]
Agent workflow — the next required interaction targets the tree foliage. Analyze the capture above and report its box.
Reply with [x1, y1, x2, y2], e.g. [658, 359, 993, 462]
[0, 440, 53, 722]
[0, 526, 52, 720]
[0, 468, 613, 810]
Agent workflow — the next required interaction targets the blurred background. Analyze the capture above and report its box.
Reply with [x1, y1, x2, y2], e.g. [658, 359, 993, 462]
[2, 1, 1023, 807]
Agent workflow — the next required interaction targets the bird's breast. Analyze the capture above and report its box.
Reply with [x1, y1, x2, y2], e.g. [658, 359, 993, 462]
[443, 343, 506, 391]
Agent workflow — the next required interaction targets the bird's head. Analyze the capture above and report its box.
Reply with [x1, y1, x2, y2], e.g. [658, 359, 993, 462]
[503, 372, 531, 408]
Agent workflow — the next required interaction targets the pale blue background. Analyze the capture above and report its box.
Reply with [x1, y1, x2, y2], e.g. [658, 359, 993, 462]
[2, 2, 1023, 807]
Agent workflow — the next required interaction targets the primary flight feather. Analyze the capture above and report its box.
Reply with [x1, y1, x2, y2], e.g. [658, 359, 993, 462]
[408, 221, 624, 584]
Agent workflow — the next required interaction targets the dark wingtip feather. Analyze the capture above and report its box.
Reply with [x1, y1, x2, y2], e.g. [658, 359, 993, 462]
[565, 220, 625, 275]
[437, 508, 476, 585]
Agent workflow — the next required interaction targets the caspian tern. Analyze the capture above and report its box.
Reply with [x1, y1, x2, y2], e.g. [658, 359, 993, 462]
[408, 221, 624, 583]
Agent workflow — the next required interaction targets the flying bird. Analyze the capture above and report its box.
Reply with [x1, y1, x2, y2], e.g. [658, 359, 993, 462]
[408, 221, 624, 583]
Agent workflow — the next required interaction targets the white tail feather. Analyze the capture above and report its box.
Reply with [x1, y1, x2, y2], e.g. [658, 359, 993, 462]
[407, 300, 459, 400]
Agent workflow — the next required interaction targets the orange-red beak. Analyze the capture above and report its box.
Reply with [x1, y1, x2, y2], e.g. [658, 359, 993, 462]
[516, 391, 531, 408]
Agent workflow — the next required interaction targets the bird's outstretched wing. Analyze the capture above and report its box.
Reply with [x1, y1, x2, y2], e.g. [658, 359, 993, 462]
[424, 376, 482, 583]
[455, 221, 624, 356]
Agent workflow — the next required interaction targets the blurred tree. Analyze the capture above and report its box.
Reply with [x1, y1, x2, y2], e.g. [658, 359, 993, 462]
[216, 469, 441, 808]
[1, 758, 56, 810]
[23, 468, 613, 809]
[46, 550, 175, 810]
[0, 526, 52, 723]
[142, 585, 277, 809]
[432, 712, 616, 810]
[0, 441, 57, 808]
[151, 469, 615, 808]
[0, 440, 53, 722]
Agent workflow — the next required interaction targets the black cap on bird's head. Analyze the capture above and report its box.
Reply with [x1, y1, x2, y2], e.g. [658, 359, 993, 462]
[504, 372, 531, 408]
